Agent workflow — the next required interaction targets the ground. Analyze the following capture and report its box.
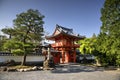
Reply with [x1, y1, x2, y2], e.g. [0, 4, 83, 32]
[0, 63, 120, 80]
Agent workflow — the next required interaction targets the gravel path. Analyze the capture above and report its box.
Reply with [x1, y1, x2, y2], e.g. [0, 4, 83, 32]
[0, 64, 120, 80]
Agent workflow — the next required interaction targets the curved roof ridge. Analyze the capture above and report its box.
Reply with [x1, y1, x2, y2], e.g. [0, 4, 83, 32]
[56, 24, 73, 34]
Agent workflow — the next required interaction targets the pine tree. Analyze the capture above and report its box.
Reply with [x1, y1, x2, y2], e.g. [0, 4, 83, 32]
[2, 9, 45, 65]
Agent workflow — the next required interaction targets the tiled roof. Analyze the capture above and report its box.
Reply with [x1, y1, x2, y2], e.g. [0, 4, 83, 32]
[56, 24, 74, 35]
[46, 24, 85, 40]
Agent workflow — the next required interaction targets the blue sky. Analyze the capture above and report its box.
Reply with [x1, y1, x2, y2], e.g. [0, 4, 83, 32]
[0, 0, 105, 37]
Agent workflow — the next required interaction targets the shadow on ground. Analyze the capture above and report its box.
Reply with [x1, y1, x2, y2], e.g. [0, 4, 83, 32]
[51, 63, 104, 73]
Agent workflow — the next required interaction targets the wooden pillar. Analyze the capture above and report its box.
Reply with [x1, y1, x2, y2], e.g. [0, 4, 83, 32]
[57, 53, 60, 63]
[61, 50, 65, 63]
[65, 51, 69, 63]
[73, 49, 76, 63]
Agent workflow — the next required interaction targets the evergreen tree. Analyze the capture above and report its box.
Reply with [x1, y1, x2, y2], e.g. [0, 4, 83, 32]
[97, 0, 120, 66]
[2, 9, 45, 65]
[1, 27, 15, 39]
[14, 9, 44, 65]
[0, 35, 7, 51]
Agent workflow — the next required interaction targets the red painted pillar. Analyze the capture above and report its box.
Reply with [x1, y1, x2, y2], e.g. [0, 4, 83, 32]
[73, 49, 76, 63]
[61, 50, 65, 63]
[65, 51, 70, 63]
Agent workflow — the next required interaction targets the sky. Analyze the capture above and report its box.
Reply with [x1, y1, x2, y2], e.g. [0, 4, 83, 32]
[0, 0, 105, 38]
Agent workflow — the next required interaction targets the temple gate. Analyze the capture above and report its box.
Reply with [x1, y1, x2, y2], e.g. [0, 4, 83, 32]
[46, 24, 85, 64]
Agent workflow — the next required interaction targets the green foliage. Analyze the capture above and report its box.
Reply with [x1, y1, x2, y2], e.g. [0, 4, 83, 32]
[96, 0, 120, 66]
[116, 55, 120, 66]
[3, 39, 15, 51]
[3, 39, 23, 52]
[3, 39, 35, 55]
[13, 9, 44, 42]
[1, 9, 45, 65]
[11, 49, 24, 56]
[78, 37, 97, 54]
[1, 28, 15, 39]
[0, 35, 8, 51]
[23, 42, 35, 54]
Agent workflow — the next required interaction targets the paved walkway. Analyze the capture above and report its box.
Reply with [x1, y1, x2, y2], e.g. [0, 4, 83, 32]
[0, 63, 120, 80]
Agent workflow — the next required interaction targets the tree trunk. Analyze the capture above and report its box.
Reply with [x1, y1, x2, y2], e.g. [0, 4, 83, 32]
[21, 52, 27, 66]
[21, 36, 27, 66]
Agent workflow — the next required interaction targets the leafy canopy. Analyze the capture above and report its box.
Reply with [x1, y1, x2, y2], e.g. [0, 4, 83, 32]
[13, 9, 45, 43]
[78, 33, 97, 55]
[97, 0, 120, 66]
[1, 9, 45, 65]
